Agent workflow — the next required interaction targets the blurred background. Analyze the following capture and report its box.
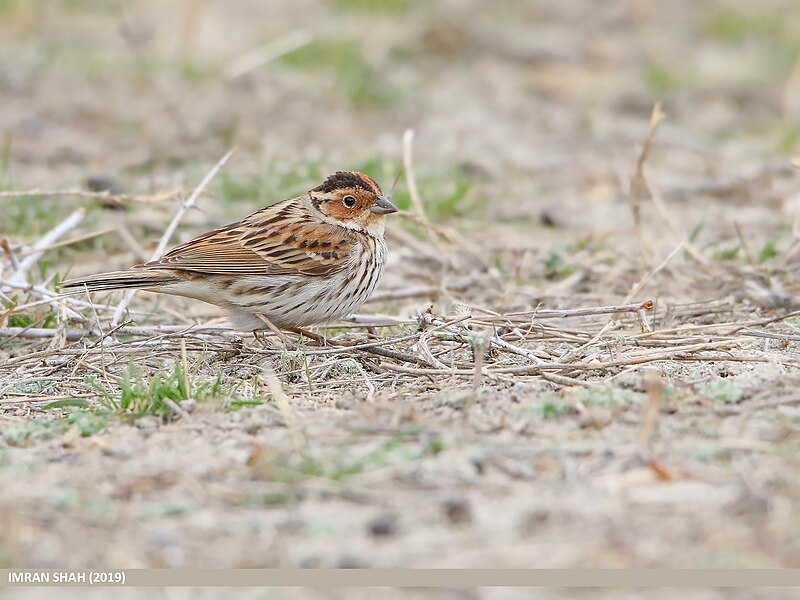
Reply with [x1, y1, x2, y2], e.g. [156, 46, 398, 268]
[2, 0, 799, 226]
[2, 0, 800, 573]
[3, 0, 800, 300]
[2, 0, 799, 314]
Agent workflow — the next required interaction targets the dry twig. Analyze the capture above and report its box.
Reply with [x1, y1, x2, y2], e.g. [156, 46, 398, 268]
[627, 103, 665, 266]
[5, 208, 86, 285]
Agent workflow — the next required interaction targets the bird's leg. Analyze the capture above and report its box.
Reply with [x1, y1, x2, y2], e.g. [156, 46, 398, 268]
[255, 314, 295, 348]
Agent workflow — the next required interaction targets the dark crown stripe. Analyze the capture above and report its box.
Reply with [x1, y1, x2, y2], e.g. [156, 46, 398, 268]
[312, 171, 382, 195]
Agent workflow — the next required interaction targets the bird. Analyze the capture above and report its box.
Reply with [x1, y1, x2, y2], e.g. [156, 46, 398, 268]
[60, 171, 398, 332]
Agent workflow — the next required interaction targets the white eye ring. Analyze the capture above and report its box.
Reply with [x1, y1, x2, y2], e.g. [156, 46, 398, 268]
[342, 195, 357, 208]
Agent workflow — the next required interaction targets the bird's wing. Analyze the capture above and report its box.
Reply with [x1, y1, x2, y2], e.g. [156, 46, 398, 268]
[140, 201, 357, 276]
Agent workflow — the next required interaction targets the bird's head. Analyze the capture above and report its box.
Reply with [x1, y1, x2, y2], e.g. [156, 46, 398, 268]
[309, 171, 398, 235]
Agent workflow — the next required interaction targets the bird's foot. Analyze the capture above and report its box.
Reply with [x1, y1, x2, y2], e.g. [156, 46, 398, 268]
[287, 327, 327, 346]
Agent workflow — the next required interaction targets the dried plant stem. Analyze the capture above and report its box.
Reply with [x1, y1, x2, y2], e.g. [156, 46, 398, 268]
[177, 0, 207, 58]
[164, 397, 191, 420]
[639, 370, 664, 447]
[225, 30, 311, 79]
[558, 319, 618, 363]
[358, 345, 433, 367]
[6, 208, 86, 285]
[15, 227, 115, 257]
[3, 280, 84, 320]
[627, 103, 665, 266]
[499, 300, 654, 322]
[733, 220, 758, 268]
[402, 129, 429, 228]
[490, 335, 544, 365]
[290, 323, 438, 367]
[401, 129, 456, 269]
[0, 393, 95, 405]
[180, 338, 191, 399]
[263, 366, 306, 454]
[1, 239, 20, 271]
[645, 176, 709, 268]
[470, 335, 487, 392]
[624, 241, 683, 305]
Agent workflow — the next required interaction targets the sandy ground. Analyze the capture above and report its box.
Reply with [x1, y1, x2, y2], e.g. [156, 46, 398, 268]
[1, 0, 799, 588]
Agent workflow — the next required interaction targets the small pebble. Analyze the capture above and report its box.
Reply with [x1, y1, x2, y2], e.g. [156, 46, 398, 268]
[442, 497, 472, 524]
[86, 175, 125, 194]
[578, 406, 613, 429]
[368, 512, 398, 537]
[520, 509, 551, 534]
[135, 416, 161, 431]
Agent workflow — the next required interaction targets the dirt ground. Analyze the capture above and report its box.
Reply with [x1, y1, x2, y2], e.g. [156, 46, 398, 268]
[1, 0, 800, 591]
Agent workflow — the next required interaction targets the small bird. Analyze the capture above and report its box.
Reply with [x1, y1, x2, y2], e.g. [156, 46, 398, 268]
[61, 171, 398, 331]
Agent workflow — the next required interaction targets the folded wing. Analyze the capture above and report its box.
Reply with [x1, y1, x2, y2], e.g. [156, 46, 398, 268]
[139, 203, 356, 277]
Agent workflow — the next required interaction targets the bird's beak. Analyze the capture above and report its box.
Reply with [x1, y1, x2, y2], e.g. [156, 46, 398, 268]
[370, 196, 398, 215]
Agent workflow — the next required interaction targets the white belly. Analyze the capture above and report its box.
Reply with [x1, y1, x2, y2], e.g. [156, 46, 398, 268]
[223, 236, 387, 330]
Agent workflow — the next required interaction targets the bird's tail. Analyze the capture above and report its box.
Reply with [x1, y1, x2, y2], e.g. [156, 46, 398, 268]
[59, 269, 178, 294]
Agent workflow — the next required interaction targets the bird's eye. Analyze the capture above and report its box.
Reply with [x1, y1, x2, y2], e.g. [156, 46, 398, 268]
[342, 195, 357, 208]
